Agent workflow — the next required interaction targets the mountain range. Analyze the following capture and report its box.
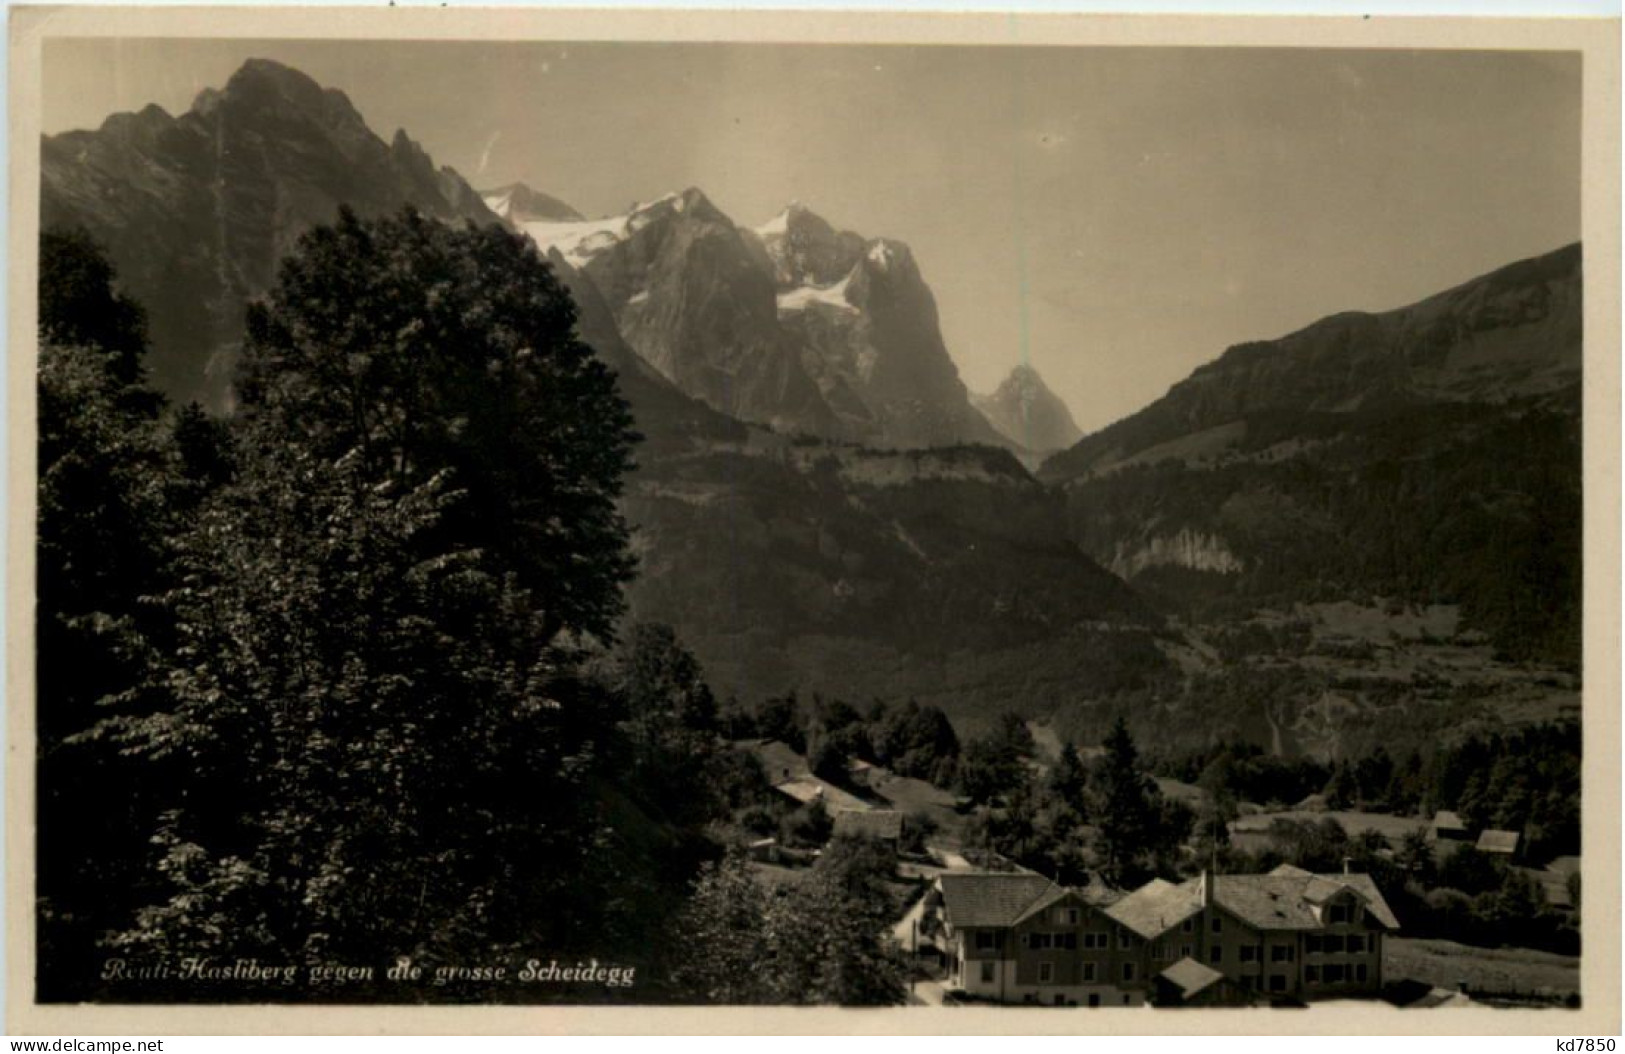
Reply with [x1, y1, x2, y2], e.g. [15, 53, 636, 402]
[39, 57, 1583, 750]
[1042, 243, 1581, 668]
[41, 59, 502, 409]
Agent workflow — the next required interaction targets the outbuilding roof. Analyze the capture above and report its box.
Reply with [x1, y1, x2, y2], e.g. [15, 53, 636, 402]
[832, 809, 903, 841]
[1159, 957, 1226, 999]
[1477, 829, 1521, 855]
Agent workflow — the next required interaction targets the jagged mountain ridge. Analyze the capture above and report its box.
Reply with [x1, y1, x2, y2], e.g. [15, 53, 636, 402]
[481, 181, 584, 224]
[516, 191, 1011, 449]
[1042, 243, 1581, 483]
[972, 363, 1084, 454]
[41, 58, 506, 409]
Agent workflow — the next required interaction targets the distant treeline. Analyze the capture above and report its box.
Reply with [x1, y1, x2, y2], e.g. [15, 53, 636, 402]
[1149, 720, 1580, 863]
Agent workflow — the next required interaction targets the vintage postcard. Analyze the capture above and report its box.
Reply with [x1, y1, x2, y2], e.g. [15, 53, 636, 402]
[7, 5, 1620, 1036]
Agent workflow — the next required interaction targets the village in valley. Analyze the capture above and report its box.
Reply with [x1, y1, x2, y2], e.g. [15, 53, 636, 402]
[732, 720, 1580, 1010]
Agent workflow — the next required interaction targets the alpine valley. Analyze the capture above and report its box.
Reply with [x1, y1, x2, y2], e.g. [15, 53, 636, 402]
[40, 58, 1582, 756]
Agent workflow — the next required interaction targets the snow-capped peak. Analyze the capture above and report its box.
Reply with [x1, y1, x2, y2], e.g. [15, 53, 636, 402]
[518, 190, 687, 267]
[756, 201, 811, 240]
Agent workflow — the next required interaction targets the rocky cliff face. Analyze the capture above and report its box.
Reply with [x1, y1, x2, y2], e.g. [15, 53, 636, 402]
[513, 194, 1011, 448]
[759, 205, 1011, 449]
[41, 58, 504, 409]
[972, 363, 1084, 454]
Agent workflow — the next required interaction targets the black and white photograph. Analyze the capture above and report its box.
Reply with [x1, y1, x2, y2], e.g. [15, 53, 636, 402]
[9, 7, 1619, 1035]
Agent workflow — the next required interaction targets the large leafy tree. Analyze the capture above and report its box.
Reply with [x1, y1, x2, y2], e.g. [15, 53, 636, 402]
[670, 846, 907, 1006]
[36, 229, 179, 998]
[102, 208, 643, 972]
[237, 206, 638, 643]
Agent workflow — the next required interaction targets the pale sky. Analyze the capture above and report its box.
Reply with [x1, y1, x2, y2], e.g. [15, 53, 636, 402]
[44, 40, 1581, 433]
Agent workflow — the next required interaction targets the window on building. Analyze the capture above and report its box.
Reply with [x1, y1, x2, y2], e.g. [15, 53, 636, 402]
[1269, 975, 1286, 993]
[1039, 962, 1054, 984]
[1346, 935, 1364, 954]
[1083, 963, 1097, 982]
[1122, 963, 1136, 982]
[1239, 946, 1257, 963]
[1306, 966, 1319, 983]
[1118, 932, 1132, 950]
[1182, 918, 1194, 933]
[1211, 916, 1223, 934]
[975, 931, 998, 951]
[1151, 941, 1166, 961]
[1329, 904, 1349, 924]
[1306, 935, 1322, 954]
[1209, 946, 1223, 964]
[1271, 945, 1293, 963]
[1030, 933, 1052, 951]
[981, 961, 995, 984]
[1356, 964, 1368, 983]
[1324, 935, 1344, 954]
[1181, 945, 1194, 959]
[1325, 965, 1345, 983]
[1089, 994, 1100, 1007]
[1054, 993, 1066, 1006]
[1067, 908, 1081, 925]
[1061, 932, 1078, 950]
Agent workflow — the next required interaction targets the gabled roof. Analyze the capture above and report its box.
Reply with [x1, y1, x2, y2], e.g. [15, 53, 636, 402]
[1011, 879, 1121, 926]
[1477, 829, 1520, 854]
[938, 873, 1059, 929]
[1105, 878, 1203, 939]
[832, 809, 903, 840]
[1158, 956, 1226, 998]
[1218, 870, 1401, 931]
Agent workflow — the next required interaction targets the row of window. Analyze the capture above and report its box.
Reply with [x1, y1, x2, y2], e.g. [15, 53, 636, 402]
[981, 929, 1371, 959]
[1306, 934, 1368, 955]
[1028, 962, 1137, 984]
[1307, 963, 1370, 984]
[979, 958, 1370, 991]
[983, 930, 1132, 951]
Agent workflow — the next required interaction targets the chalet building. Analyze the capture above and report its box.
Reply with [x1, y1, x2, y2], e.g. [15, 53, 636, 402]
[932, 864, 1399, 1007]
[935, 873, 1138, 1006]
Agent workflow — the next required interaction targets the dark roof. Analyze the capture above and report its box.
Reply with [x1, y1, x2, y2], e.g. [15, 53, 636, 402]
[1158, 957, 1226, 998]
[1105, 879, 1203, 939]
[832, 809, 903, 840]
[1477, 829, 1520, 854]
[1111, 868, 1400, 936]
[1231, 866, 1401, 930]
[1012, 880, 1121, 926]
[938, 873, 1058, 929]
